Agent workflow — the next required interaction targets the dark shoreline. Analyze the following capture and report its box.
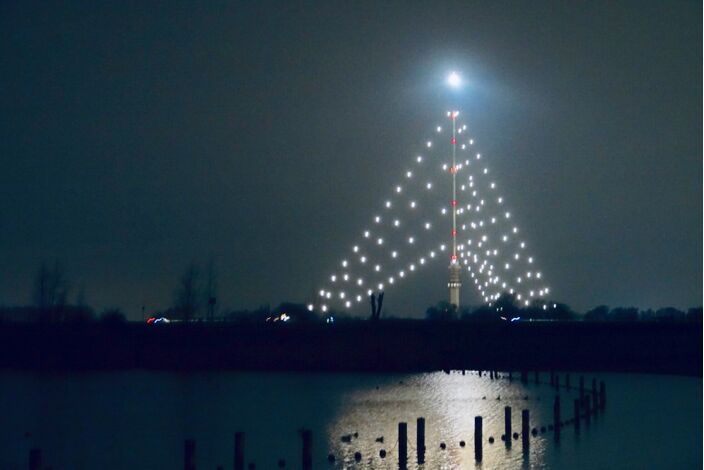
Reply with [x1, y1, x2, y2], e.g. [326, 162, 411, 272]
[0, 321, 700, 376]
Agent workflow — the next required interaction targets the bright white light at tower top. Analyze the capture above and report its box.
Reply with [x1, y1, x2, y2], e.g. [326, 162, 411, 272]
[447, 71, 462, 88]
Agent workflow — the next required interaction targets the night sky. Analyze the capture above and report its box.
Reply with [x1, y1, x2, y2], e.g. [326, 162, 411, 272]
[0, 1, 700, 319]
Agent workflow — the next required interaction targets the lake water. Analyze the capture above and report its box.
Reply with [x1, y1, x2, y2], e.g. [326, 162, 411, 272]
[0, 371, 700, 469]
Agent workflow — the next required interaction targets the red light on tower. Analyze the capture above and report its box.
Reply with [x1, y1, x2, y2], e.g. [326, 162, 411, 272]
[451, 229, 457, 237]
[451, 138, 456, 145]
[451, 254, 457, 261]
[451, 200, 457, 206]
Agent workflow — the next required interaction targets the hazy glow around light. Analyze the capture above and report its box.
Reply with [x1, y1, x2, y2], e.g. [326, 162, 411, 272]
[447, 71, 462, 88]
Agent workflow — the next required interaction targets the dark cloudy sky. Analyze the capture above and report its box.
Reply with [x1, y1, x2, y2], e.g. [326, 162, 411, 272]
[0, 1, 701, 319]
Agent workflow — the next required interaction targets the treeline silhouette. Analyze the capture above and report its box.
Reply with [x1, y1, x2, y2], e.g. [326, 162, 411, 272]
[0, 261, 700, 324]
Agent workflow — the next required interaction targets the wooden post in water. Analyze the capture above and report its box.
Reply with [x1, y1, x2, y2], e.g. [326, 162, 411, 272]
[416, 417, 425, 464]
[474, 416, 483, 462]
[504, 406, 512, 447]
[553, 395, 561, 443]
[574, 399, 580, 431]
[184, 439, 196, 470]
[398, 422, 408, 469]
[29, 448, 41, 470]
[521, 409, 530, 451]
[234, 432, 244, 470]
[592, 378, 598, 413]
[600, 381, 607, 409]
[301, 429, 312, 470]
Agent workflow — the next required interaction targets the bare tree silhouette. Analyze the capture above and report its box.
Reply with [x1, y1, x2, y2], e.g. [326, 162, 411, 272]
[32, 261, 69, 322]
[174, 262, 200, 322]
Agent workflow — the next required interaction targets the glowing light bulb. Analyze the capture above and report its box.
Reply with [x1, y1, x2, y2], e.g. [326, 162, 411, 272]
[356, 295, 362, 302]
[441, 208, 447, 215]
[364, 230, 370, 238]
[470, 139, 474, 145]
[406, 171, 412, 178]
[426, 141, 432, 148]
[502, 235, 508, 242]
[426, 182, 432, 189]
[520, 242, 525, 249]
[353, 245, 359, 253]
[326, 292, 332, 299]
[391, 251, 398, 258]
[417, 155, 423, 163]
[374, 216, 381, 223]
[341, 260, 348, 267]
[425, 222, 431, 230]
[408, 237, 415, 244]
[330, 275, 337, 282]
[498, 197, 503, 204]
[374, 265, 381, 272]
[490, 182, 496, 189]
[360, 256, 367, 263]
[448, 71, 462, 88]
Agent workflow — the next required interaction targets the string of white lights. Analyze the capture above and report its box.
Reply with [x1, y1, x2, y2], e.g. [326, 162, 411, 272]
[310, 112, 550, 313]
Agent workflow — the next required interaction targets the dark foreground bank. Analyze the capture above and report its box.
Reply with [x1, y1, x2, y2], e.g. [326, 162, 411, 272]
[0, 321, 700, 375]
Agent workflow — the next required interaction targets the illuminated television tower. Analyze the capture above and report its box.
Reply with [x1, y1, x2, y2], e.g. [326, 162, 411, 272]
[447, 72, 462, 309]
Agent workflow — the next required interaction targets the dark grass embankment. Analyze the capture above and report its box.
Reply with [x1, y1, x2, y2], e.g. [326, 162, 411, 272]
[0, 321, 700, 376]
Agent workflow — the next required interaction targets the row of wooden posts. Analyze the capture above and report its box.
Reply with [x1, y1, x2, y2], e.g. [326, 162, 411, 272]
[26, 372, 606, 469]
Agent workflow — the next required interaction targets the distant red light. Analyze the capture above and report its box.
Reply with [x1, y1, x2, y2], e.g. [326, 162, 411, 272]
[146, 317, 156, 324]
[451, 138, 456, 144]
[451, 200, 457, 206]
[451, 255, 457, 261]
[451, 229, 457, 237]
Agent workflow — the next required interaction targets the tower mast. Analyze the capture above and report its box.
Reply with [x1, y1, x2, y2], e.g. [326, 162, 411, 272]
[448, 110, 462, 308]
